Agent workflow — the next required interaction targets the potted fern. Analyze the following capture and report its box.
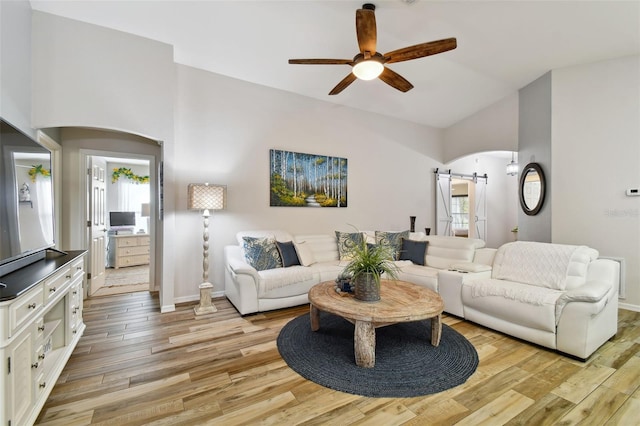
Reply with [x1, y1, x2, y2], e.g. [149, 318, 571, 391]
[342, 237, 400, 302]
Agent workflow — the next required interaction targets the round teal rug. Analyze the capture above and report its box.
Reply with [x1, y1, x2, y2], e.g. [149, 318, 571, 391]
[277, 312, 478, 398]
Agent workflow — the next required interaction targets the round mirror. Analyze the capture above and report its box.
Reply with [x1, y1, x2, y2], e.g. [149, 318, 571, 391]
[519, 162, 545, 215]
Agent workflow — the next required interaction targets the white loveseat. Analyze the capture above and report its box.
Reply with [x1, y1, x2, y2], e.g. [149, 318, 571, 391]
[224, 230, 490, 315]
[460, 241, 619, 359]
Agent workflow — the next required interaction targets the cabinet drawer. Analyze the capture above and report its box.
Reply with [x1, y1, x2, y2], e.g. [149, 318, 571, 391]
[119, 245, 150, 256]
[44, 266, 72, 303]
[9, 284, 43, 337]
[117, 254, 150, 267]
[136, 236, 150, 246]
[70, 257, 85, 280]
[116, 236, 147, 247]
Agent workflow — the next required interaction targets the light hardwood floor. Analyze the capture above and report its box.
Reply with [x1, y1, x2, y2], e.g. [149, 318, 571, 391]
[35, 292, 640, 425]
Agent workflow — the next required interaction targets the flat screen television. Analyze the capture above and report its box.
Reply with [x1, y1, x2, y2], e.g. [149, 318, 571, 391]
[0, 118, 56, 276]
[109, 211, 136, 227]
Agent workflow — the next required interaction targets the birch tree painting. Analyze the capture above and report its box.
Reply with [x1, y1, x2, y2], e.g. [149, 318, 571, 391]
[270, 149, 348, 207]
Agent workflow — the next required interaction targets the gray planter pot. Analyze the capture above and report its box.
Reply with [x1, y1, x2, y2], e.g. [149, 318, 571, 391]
[353, 273, 380, 302]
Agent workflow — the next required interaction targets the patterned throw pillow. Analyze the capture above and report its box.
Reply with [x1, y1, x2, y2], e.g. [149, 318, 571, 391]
[375, 230, 410, 260]
[242, 236, 283, 271]
[335, 231, 364, 260]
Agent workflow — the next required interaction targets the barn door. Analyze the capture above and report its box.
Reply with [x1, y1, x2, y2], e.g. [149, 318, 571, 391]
[435, 172, 453, 236]
[473, 174, 487, 241]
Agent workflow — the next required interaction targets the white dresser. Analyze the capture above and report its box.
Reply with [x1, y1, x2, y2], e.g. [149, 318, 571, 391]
[107, 234, 150, 269]
[0, 251, 86, 426]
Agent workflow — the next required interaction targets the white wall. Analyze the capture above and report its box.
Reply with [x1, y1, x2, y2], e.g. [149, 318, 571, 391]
[31, 11, 175, 141]
[518, 72, 552, 243]
[446, 152, 519, 249]
[443, 93, 519, 163]
[173, 65, 444, 300]
[552, 55, 640, 310]
[0, 0, 33, 136]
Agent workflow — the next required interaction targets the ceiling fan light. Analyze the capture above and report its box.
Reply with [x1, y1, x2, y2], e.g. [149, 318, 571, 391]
[352, 60, 384, 80]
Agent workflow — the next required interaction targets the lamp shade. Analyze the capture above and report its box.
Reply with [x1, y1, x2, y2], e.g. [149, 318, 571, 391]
[506, 152, 518, 176]
[188, 183, 226, 210]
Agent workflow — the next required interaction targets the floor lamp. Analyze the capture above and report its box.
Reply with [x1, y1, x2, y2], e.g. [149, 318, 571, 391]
[188, 183, 227, 315]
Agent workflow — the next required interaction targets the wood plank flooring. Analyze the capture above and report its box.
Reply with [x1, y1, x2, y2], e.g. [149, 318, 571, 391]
[35, 291, 640, 425]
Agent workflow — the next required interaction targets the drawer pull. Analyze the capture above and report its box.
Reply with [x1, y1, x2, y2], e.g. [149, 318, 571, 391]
[76, 266, 82, 270]
[73, 329, 78, 334]
[50, 287, 57, 292]
[28, 303, 37, 309]
[38, 325, 45, 332]
[39, 353, 46, 360]
[39, 382, 46, 389]
[72, 307, 79, 314]
[73, 290, 78, 295]
[32, 362, 39, 369]
[66, 274, 72, 279]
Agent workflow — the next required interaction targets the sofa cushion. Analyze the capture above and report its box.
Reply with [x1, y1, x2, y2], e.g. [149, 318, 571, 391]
[463, 278, 563, 332]
[396, 263, 439, 292]
[399, 239, 428, 265]
[375, 230, 409, 260]
[293, 241, 316, 266]
[276, 241, 301, 267]
[256, 266, 316, 298]
[422, 235, 485, 270]
[242, 236, 282, 271]
[492, 241, 598, 290]
[335, 231, 363, 260]
[294, 234, 338, 263]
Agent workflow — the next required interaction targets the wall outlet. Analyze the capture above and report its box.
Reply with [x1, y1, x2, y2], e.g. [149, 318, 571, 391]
[626, 188, 639, 196]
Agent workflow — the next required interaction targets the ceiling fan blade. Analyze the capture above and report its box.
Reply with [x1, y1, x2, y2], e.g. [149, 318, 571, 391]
[384, 38, 457, 64]
[356, 7, 377, 55]
[289, 59, 353, 65]
[329, 73, 358, 95]
[378, 67, 413, 92]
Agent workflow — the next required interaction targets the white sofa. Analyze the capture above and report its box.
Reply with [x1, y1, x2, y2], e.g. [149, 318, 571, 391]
[460, 241, 619, 359]
[224, 230, 490, 315]
[224, 231, 619, 359]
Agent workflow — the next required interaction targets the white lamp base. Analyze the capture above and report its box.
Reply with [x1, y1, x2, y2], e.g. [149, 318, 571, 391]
[194, 282, 217, 315]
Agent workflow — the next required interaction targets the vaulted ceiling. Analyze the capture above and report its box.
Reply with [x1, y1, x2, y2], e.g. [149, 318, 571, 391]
[30, 1, 640, 128]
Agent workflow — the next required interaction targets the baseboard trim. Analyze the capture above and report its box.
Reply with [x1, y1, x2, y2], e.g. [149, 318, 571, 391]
[619, 302, 640, 312]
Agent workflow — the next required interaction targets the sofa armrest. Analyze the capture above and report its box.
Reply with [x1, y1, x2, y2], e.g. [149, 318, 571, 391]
[555, 280, 613, 322]
[226, 253, 260, 283]
[562, 280, 611, 303]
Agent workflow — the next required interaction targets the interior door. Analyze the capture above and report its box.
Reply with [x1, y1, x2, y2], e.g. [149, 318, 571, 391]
[435, 172, 453, 236]
[88, 157, 107, 295]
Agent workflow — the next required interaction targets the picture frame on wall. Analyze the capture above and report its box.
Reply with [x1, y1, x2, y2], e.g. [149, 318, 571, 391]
[270, 149, 347, 207]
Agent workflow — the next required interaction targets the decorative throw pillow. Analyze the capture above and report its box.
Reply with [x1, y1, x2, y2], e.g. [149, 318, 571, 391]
[276, 241, 301, 267]
[335, 231, 364, 260]
[375, 230, 410, 260]
[399, 239, 428, 265]
[293, 241, 316, 266]
[242, 236, 282, 271]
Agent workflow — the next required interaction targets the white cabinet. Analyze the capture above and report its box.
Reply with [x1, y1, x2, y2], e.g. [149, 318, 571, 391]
[0, 251, 86, 426]
[107, 234, 150, 269]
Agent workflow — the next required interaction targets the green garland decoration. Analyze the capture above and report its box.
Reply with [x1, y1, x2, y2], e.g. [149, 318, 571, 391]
[111, 167, 149, 184]
[28, 164, 51, 182]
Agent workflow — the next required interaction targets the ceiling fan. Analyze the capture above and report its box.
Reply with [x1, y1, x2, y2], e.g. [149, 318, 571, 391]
[288, 3, 457, 95]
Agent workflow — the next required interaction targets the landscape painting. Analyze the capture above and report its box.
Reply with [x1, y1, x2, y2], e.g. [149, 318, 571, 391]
[270, 149, 348, 207]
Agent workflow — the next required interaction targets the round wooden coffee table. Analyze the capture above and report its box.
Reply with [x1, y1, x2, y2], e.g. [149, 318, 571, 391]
[308, 280, 444, 368]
